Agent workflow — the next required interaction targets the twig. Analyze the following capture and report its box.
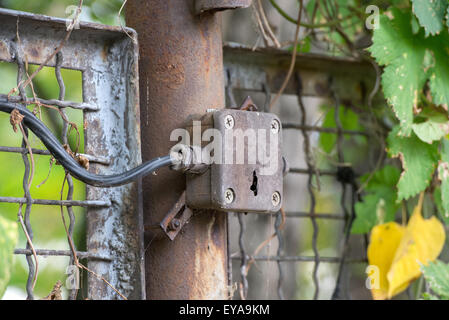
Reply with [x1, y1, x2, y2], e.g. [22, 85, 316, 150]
[252, 2, 271, 47]
[117, 0, 136, 44]
[245, 208, 286, 274]
[269, 0, 355, 28]
[269, 0, 304, 109]
[255, 0, 281, 48]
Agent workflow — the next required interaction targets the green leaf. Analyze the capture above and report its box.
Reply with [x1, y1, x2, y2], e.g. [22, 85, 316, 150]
[319, 105, 364, 153]
[387, 126, 439, 200]
[412, 114, 449, 144]
[437, 139, 449, 223]
[412, 0, 448, 36]
[421, 260, 449, 299]
[368, 8, 427, 136]
[0, 215, 18, 298]
[352, 165, 400, 234]
[447, 5, 449, 30]
[428, 37, 449, 110]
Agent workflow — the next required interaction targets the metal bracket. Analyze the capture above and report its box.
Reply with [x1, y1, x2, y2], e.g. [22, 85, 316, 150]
[146, 191, 193, 241]
[195, 0, 252, 15]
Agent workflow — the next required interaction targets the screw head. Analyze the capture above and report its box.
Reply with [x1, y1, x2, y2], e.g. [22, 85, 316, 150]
[224, 188, 235, 204]
[271, 119, 280, 134]
[224, 115, 235, 129]
[271, 192, 281, 207]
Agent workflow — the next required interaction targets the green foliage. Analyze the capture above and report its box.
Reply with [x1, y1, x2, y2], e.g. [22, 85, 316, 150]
[368, 8, 427, 136]
[421, 260, 449, 300]
[411, 0, 449, 36]
[387, 126, 439, 200]
[352, 165, 400, 234]
[0, 215, 18, 298]
[319, 105, 365, 153]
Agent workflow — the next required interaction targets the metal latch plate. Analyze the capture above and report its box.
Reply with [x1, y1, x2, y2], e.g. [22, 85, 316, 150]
[186, 109, 283, 213]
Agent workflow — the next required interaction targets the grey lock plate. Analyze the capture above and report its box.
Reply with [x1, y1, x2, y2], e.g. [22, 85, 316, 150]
[186, 109, 283, 213]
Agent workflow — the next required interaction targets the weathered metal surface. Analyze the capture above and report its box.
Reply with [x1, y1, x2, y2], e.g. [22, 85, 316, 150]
[145, 191, 194, 241]
[224, 43, 381, 104]
[185, 108, 283, 213]
[0, 8, 145, 300]
[195, 0, 252, 14]
[126, 0, 228, 300]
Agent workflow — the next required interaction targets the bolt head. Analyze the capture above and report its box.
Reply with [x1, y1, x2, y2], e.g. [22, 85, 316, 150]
[224, 115, 235, 129]
[224, 188, 235, 204]
[169, 218, 181, 231]
[271, 119, 280, 134]
[271, 192, 281, 207]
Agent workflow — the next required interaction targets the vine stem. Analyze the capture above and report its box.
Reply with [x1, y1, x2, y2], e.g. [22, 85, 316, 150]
[269, 0, 304, 109]
[269, 0, 356, 28]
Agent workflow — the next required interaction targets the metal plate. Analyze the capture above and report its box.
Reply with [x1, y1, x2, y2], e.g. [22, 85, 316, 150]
[186, 109, 283, 213]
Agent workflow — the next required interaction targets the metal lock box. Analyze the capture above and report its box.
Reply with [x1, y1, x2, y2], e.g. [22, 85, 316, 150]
[185, 109, 283, 213]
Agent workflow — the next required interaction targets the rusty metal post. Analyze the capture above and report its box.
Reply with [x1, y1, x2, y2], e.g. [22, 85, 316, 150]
[126, 0, 250, 299]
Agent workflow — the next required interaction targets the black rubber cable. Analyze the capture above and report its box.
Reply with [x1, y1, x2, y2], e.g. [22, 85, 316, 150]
[0, 99, 173, 187]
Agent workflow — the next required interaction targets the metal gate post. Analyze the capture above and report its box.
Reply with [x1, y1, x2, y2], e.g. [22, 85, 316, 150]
[126, 0, 249, 299]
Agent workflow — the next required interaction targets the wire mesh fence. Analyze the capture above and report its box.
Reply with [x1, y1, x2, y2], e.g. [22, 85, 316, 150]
[224, 45, 381, 300]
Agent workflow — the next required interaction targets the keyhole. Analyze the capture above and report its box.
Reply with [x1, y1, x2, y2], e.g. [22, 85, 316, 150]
[250, 170, 258, 196]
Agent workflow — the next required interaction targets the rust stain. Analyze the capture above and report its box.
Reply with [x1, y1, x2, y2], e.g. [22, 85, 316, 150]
[0, 40, 10, 60]
[154, 61, 185, 89]
[193, 214, 227, 299]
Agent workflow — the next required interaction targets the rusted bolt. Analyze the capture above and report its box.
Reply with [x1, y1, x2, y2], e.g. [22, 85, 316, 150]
[168, 218, 181, 231]
[271, 119, 280, 134]
[224, 188, 235, 204]
[271, 192, 281, 207]
[224, 115, 234, 129]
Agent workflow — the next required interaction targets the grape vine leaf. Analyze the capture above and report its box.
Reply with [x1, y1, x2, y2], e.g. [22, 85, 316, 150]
[319, 105, 365, 153]
[437, 139, 449, 224]
[387, 126, 439, 200]
[0, 215, 18, 298]
[368, 8, 427, 136]
[412, 111, 449, 144]
[428, 35, 449, 111]
[412, 0, 449, 36]
[447, 5, 449, 30]
[352, 165, 400, 234]
[434, 187, 449, 225]
[421, 260, 449, 300]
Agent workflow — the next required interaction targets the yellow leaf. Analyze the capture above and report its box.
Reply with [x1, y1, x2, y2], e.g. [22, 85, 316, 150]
[367, 222, 404, 300]
[367, 193, 446, 300]
[387, 194, 446, 298]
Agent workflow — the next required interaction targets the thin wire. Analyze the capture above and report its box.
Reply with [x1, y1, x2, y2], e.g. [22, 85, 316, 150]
[16, 48, 36, 300]
[55, 52, 79, 300]
[237, 213, 249, 300]
[274, 211, 284, 299]
[296, 73, 320, 300]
